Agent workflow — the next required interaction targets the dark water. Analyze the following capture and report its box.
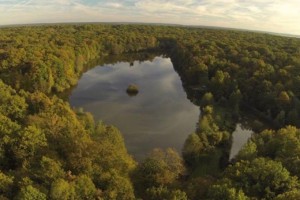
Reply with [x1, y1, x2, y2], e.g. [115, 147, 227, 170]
[69, 56, 200, 159]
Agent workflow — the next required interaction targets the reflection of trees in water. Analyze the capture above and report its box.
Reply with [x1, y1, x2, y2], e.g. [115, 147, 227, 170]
[127, 92, 138, 97]
[100, 52, 161, 66]
[58, 52, 160, 100]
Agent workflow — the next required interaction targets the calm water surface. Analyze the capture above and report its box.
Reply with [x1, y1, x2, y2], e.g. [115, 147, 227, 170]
[69, 56, 200, 159]
[229, 124, 253, 160]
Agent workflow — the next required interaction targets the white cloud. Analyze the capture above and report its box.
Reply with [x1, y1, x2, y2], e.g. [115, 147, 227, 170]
[0, 0, 300, 35]
[104, 2, 123, 8]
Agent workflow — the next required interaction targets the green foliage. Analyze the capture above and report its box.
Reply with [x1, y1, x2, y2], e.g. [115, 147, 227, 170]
[1, 24, 300, 200]
[134, 148, 185, 198]
[0, 171, 13, 196]
[17, 185, 47, 200]
[201, 92, 214, 106]
[137, 148, 184, 186]
[50, 179, 75, 200]
[183, 177, 215, 200]
[97, 170, 135, 200]
[126, 84, 139, 96]
[74, 175, 96, 199]
[0, 25, 159, 93]
[207, 182, 249, 200]
[0, 114, 20, 166]
[2, 24, 299, 128]
[38, 156, 64, 186]
[0, 80, 136, 199]
[182, 133, 203, 165]
[183, 105, 229, 169]
[237, 126, 300, 178]
[146, 186, 188, 200]
[0, 80, 27, 120]
[12, 126, 47, 163]
[91, 124, 136, 178]
[219, 158, 299, 199]
[235, 140, 257, 161]
[274, 190, 300, 200]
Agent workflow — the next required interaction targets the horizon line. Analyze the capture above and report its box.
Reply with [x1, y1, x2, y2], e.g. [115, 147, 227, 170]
[0, 21, 299, 39]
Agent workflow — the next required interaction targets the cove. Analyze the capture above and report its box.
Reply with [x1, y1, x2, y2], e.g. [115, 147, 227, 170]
[69, 56, 200, 160]
[229, 124, 253, 160]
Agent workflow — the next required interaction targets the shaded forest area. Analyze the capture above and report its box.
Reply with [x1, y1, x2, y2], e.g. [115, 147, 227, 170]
[1, 24, 300, 199]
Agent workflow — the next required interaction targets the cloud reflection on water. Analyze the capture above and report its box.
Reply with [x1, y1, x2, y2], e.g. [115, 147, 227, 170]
[70, 56, 199, 160]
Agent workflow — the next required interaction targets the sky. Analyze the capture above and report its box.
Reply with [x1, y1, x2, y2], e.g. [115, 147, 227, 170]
[0, 0, 300, 35]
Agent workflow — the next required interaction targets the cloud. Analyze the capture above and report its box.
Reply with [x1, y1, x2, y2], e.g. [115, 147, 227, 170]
[104, 2, 123, 8]
[0, 0, 300, 35]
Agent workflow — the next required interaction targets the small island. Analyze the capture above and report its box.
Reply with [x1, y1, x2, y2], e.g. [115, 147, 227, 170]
[126, 84, 139, 96]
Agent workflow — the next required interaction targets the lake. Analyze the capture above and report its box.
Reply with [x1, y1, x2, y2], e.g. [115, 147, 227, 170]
[69, 56, 200, 160]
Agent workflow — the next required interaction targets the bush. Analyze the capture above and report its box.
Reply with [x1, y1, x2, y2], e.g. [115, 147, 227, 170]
[126, 84, 139, 96]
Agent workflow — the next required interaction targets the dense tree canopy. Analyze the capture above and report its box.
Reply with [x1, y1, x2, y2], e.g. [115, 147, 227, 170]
[1, 24, 300, 199]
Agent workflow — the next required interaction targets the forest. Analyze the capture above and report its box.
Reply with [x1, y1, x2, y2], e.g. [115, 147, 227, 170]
[1, 24, 300, 199]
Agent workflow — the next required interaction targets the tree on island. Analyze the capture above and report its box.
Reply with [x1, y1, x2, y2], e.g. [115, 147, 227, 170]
[126, 84, 139, 96]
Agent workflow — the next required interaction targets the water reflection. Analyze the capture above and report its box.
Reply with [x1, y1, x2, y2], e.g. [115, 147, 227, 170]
[229, 124, 253, 160]
[69, 56, 200, 160]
